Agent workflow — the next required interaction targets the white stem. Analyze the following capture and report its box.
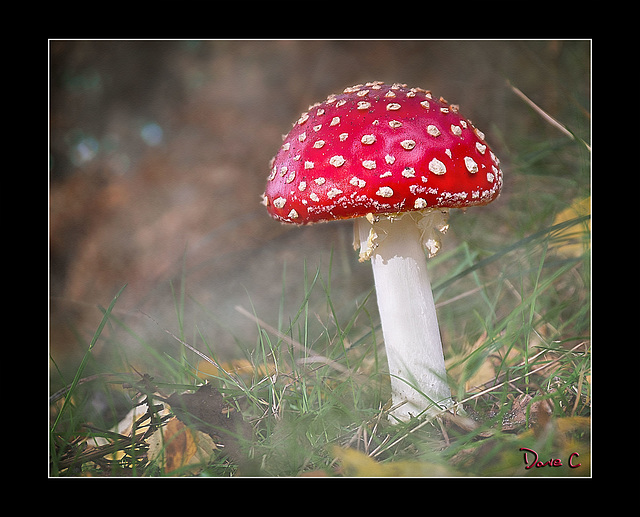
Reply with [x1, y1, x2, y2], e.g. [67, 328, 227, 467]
[355, 213, 453, 421]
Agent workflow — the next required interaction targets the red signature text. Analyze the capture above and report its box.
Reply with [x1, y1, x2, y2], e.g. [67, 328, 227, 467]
[519, 447, 581, 469]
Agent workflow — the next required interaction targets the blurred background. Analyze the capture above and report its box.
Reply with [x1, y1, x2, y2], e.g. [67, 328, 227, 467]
[49, 40, 590, 390]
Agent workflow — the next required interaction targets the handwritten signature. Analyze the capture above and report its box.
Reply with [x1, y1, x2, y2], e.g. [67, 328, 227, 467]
[519, 447, 582, 470]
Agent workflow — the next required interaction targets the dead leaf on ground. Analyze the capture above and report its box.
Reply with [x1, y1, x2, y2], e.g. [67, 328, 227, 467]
[194, 357, 276, 380]
[147, 417, 218, 475]
[446, 332, 521, 392]
[163, 383, 251, 465]
[332, 446, 460, 477]
[551, 197, 590, 258]
[501, 393, 554, 432]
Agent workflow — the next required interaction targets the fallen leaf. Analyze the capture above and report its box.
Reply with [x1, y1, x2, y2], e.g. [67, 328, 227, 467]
[552, 197, 590, 258]
[194, 358, 276, 380]
[91, 399, 172, 462]
[332, 447, 459, 477]
[163, 384, 250, 464]
[147, 417, 218, 475]
[446, 332, 521, 392]
[501, 393, 553, 432]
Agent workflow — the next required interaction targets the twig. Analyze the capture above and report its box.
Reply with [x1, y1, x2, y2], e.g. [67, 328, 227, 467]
[50, 373, 120, 404]
[372, 341, 587, 458]
[453, 341, 586, 409]
[138, 309, 238, 384]
[507, 80, 590, 152]
[234, 305, 351, 375]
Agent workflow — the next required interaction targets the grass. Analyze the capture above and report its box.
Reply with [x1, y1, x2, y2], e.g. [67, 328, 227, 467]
[49, 80, 590, 478]
[49, 211, 590, 477]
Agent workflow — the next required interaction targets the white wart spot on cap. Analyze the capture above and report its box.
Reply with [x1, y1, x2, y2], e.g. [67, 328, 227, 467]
[429, 158, 447, 175]
[464, 156, 478, 174]
[376, 186, 394, 197]
[330, 155, 345, 167]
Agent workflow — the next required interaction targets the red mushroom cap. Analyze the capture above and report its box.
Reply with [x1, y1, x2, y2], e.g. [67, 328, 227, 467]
[263, 82, 503, 224]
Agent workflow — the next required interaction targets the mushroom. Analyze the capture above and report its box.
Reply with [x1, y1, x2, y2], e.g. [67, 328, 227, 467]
[262, 82, 503, 421]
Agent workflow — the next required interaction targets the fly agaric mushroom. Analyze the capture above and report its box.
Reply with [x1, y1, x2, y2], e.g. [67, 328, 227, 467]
[262, 82, 503, 421]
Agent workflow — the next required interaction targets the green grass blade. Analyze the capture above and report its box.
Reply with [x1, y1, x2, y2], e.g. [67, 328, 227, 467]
[50, 284, 127, 434]
[433, 214, 590, 294]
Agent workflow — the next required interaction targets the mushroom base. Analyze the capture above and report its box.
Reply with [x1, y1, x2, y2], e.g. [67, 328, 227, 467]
[355, 212, 454, 421]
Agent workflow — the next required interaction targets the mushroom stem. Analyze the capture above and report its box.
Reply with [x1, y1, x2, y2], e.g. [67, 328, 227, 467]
[355, 212, 454, 421]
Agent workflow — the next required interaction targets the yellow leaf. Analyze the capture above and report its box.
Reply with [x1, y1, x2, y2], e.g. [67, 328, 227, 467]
[555, 415, 590, 435]
[552, 197, 590, 257]
[332, 447, 459, 477]
[446, 332, 520, 392]
[194, 358, 276, 380]
[148, 417, 218, 475]
[92, 402, 171, 462]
